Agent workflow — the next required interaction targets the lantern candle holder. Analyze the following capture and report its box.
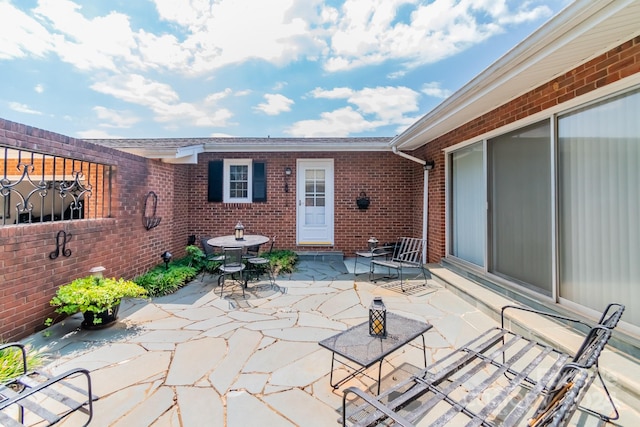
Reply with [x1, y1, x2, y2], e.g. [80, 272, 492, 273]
[234, 221, 245, 240]
[369, 297, 387, 338]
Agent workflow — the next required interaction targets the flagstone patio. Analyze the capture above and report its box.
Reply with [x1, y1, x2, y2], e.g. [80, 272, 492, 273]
[17, 260, 640, 426]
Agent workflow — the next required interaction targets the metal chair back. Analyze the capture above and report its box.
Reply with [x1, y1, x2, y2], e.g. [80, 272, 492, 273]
[222, 247, 244, 270]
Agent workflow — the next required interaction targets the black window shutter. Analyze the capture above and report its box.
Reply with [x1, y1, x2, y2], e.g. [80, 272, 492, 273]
[208, 160, 223, 202]
[253, 162, 267, 202]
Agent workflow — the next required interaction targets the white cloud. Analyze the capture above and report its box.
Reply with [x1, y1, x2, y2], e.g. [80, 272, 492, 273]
[33, 0, 138, 71]
[387, 70, 406, 79]
[286, 107, 381, 137]
[205, 88, 233, 103]
[91, 74, 179, 107]
[254, 94, 294, 116]
[93, 106, 140, 128]
[154, 0, 325, 75]
[91, 74, 233, 127]
[136, 30, 192, 71]
[310, 87, 354, 99]
[9, 102, 42, 115]
[291, 85, 419, 136]
[324, 0, 553, 71]
[34, 84, 44, 93]
[0, 2, 53, 59]
[421, 82, 451, 99]
[272, 81, 288, 91]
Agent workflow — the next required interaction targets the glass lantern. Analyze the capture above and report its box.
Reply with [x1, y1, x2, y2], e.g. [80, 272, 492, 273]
[368, 237, 379, 251]
[234, 221, 245, 240]
[369, 297, 387, 338]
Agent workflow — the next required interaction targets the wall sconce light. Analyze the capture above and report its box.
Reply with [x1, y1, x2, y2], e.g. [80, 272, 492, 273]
[369, 297, 387, 338]
[284, 167, 292, 193]
[161, 251, 172, 270]
[234, 221, 245, 240]
[424, 160, 435, 171]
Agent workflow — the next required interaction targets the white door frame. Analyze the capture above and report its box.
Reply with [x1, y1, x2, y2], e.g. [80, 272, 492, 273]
[296, 159, 334, 246]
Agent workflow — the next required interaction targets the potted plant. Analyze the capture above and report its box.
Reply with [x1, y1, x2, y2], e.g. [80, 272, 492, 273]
[50, 276, 148, 329]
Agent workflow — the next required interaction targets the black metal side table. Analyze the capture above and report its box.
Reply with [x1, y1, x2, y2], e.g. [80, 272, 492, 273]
[318, 312, 432, 394]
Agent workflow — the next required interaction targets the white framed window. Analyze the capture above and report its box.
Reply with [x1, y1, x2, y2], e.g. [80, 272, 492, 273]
[223, 159, 252, 203]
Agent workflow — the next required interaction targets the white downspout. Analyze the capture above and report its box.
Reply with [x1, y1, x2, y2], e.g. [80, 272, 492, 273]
[391, 146, 430, 263]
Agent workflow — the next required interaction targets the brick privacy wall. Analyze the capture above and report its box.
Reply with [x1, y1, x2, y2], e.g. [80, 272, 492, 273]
[0, 119, 179, 340]
[414, 36, 640, 264]
[188, 151, 419, 255]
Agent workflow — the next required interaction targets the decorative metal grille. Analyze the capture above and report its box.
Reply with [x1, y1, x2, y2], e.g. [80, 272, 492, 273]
[0, 146, 112, 226]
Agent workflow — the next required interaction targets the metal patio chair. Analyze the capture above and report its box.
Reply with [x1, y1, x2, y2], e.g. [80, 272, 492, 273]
[247, 235, 276, 285]
[217, 247, 246, 297]
[200, 237, 225, 279]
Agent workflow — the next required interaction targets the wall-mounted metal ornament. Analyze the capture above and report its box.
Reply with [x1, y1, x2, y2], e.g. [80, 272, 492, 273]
[356, 192, 370, 210]
[143, 191, 162, 230]
[49, 230, 72, 259]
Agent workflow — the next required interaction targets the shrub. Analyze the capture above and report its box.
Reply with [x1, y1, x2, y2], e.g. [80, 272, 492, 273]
[265, 249, 298, 275]
[134, 264, 198, 297]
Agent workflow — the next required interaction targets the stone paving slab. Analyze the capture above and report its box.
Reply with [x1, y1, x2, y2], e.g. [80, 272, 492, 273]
[13, 259, 639, 427]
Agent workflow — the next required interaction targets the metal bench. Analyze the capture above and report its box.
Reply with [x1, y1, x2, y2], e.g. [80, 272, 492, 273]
[342, 303, 624, 427]
[369, 237, 428, 291]
[0, 343, 97, 426]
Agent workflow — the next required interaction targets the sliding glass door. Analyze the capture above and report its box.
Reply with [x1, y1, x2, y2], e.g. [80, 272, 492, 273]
[488, 121, 552, 294]
[450, 142, 485, 267]
[558, 89, 640, 326]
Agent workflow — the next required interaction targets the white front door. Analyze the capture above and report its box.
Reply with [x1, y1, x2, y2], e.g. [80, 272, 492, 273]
[297, 159, 334, 246]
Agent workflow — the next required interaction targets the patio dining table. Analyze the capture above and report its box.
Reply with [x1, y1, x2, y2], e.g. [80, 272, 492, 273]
[207, 234, 270, 248]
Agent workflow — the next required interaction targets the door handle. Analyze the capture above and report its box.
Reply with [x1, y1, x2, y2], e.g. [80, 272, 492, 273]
[299, 200, 302, 206]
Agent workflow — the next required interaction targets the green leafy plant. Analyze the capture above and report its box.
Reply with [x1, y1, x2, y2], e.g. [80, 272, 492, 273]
[50, 276, 148, 319]
[134, 264, 198, 297]
[184, 245, 205, 269]
[0, 344, 46, 383]
[264, 250, 298, 275]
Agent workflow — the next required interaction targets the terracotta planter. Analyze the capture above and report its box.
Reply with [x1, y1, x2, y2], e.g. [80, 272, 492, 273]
[81, 303, 120, 330]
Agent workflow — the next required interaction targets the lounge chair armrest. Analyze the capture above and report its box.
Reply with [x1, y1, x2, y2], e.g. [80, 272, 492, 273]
[500, 305, 592, 330]
[0, 342, 28, 377]
[342, 386, 415, 427]
[1, 367, 94, 409]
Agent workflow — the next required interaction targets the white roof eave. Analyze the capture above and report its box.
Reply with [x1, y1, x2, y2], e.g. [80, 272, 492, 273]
[391, 0, 640, 151]
[201, 141, 393, 152]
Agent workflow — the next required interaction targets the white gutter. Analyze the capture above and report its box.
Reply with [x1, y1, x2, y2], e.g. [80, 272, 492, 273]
[392, 146, 429, 262]
[391, 146, 426, 165]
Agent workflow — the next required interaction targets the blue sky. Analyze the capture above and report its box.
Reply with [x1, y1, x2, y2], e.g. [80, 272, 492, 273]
[0, 0, 568, 139]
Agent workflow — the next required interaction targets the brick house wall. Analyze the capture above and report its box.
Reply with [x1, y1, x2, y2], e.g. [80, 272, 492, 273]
[187, 151, 419, 255]
[415, 36, 640, 264]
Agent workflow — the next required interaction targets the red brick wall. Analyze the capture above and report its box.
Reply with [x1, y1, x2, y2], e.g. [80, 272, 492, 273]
[0, 120, 178, 340]
[414, 36, 640, 263]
